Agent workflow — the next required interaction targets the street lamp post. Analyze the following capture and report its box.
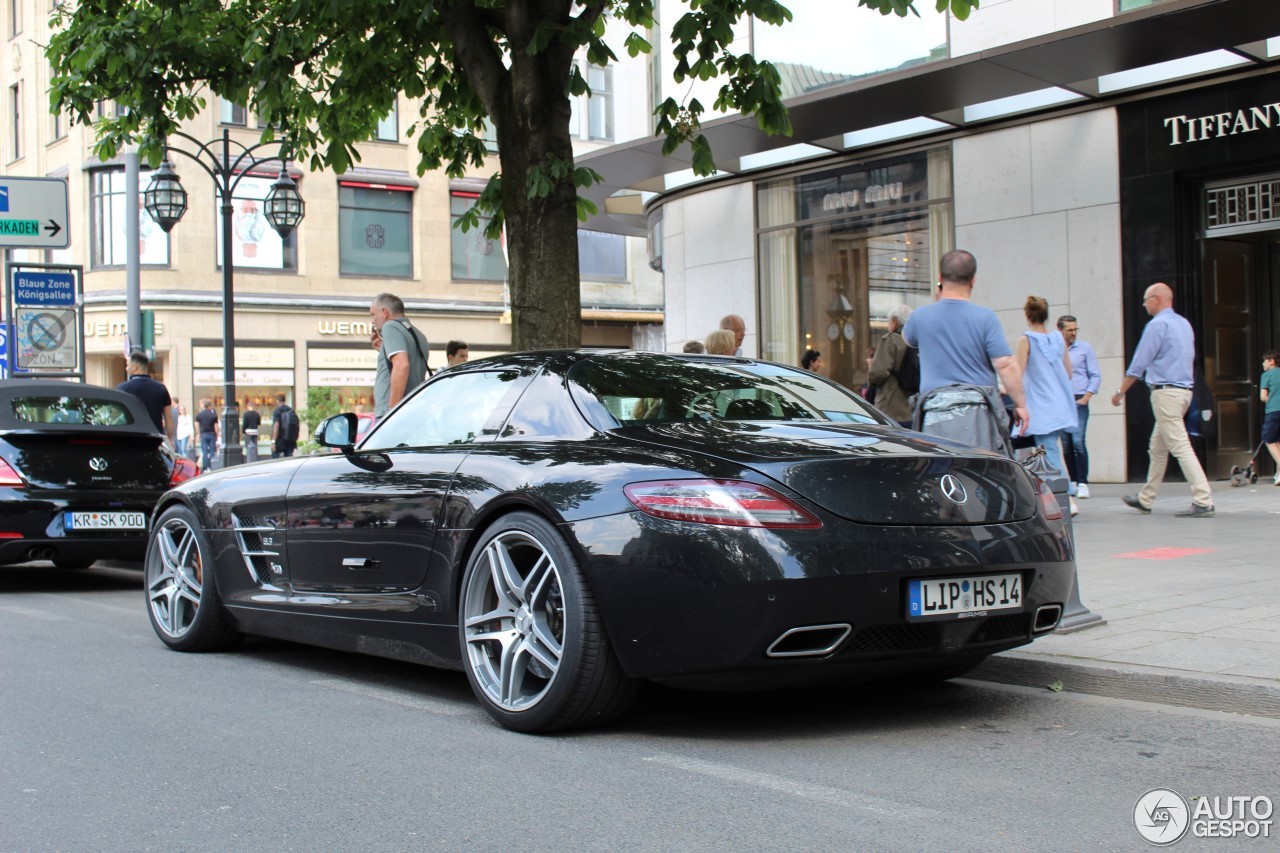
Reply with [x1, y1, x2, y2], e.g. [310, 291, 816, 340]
[144, 128, 304, 470]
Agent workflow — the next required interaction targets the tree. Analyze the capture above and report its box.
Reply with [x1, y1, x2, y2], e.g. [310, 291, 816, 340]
[48, 0, 977, 351]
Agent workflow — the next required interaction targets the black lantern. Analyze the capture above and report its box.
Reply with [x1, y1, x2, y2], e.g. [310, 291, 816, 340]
[263, 166, 305, 237]
[142, 159, 188, 233]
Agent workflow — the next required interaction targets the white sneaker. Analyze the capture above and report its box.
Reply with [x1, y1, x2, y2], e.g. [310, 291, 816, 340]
[1077, 483, 1090, 499]
[1274, 471, 1279, 487]
[1070, 496, 1079, 516]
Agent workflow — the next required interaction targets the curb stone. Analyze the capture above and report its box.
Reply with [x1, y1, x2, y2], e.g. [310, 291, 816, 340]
[969, 650, 1280, 720]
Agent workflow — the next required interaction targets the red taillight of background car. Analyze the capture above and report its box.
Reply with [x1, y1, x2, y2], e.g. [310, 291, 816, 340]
[170, 456, 199, 486]
[624, 479, 822, 529]
[1035, 477, 1063, 520]
[0, 458, 26, 487]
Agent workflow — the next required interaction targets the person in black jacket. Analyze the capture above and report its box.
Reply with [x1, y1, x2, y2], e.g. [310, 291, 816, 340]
[242, 399, 262, 462]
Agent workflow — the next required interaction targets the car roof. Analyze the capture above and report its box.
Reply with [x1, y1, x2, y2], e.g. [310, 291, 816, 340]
[0, 379, 160, 434]
[446, 349, 760, 375]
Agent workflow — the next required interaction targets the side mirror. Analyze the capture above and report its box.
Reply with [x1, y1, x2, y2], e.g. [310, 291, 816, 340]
[317, 413, 358, 450]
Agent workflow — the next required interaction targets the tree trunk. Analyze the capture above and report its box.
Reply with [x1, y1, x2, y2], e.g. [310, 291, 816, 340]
[443, 3, 584, 352]
[500, 127, 582, 352]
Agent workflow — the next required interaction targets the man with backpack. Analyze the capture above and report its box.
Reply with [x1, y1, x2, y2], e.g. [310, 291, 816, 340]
[271, 393, 300, 458]
[369, 292, 431, 417]
[866, 304, 916, 427]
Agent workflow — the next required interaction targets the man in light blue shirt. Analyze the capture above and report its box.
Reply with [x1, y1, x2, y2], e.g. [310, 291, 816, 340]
[902, 250, 1028, 440]
[1057, 315, 1100, 498]
[1112, 282, 1213, 517]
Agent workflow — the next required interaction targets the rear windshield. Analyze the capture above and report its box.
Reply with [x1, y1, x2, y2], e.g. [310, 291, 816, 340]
[10, 396, 135, 426]
[568, 354, 889, 430]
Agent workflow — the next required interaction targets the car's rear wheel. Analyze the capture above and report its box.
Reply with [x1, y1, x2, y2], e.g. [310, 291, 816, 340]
[144, 505, 239, 651]
[459, 512, 637, 732]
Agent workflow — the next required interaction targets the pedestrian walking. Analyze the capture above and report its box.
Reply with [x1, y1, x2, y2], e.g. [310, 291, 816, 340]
[242, 399, 262, 462]
[1112, 282, 1215, 517]
[369, 293, 431, 417]
[705, 329, 737, 355]
[1057, 315, 1101, 499]
[446, 340, 469, 367]
[801, 349, 824, 372]
[1260, 349, 1280, 485]
[902, 250, 1028, 452]
[117, 351, 176, 447]
[866, 304, 914, 427]
[175, 404, 193, 459]
[720, 314, 746, 356]
[270, 393, 300, 458]
[1017, 297, 1079, 515]
[194, 398, 220, 471]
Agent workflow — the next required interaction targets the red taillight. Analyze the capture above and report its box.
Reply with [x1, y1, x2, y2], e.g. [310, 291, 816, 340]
[624, 479, 821, 529]
[170, 456, 199, 486]
[1035, 478, 1063, 520]
[0, 458, 25, 487]
[0, 532, 24, 539]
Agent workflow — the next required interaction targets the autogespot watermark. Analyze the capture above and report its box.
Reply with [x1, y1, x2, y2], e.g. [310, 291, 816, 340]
[1134, 788, 1274, 845]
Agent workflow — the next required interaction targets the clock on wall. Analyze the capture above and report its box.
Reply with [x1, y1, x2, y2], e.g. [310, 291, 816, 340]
[827, 322, 840, 341]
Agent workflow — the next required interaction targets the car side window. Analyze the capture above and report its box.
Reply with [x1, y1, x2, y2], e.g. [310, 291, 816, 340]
[362, 371, 526, 450]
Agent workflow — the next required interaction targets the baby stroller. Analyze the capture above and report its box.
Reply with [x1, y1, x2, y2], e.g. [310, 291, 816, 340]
[1229, 440, 1267, 486]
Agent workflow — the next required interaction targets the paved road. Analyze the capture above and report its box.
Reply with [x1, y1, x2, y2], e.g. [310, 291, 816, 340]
[3, 563, 1277, 851]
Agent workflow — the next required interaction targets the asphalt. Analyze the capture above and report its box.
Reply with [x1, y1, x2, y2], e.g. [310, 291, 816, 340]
[970, 476, 1280, 719]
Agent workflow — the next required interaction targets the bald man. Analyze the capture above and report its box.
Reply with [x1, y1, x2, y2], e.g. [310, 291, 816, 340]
[1112, 282, 1214, 517]
[720, 314, 746, 356]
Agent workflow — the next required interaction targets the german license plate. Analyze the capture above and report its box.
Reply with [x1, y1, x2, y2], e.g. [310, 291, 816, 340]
[907, 573, 1022, 620]
[65, 511, 147, 531]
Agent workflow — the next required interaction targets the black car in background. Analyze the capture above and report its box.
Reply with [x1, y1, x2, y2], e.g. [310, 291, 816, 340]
[0, 379, 197, 569]
[143, 351, 1075, 732]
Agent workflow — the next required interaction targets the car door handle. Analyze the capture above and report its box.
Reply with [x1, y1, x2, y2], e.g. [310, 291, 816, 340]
[342, 557, 380, 571]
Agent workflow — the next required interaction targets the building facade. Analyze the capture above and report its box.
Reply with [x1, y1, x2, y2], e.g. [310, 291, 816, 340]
[2, 4, 663, 423]
[584, 0, 1280, 483]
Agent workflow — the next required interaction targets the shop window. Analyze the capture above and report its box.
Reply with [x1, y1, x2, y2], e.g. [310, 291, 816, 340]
[10, 0, 21, 37]
[376, 101, 399, 142]
[755, 148, 952, 391]
[220, 99, 247, 126]
[569, 63, 613, 141]
[338, 184, 414, 277]
[89, 168, 171, 268]
[578, 229, 626, 281]
[214, 174, 299, 272]
[450, 191, 507, 282]
[1119, 0, 1172, 10]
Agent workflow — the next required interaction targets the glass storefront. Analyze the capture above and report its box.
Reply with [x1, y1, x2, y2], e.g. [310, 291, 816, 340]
[756, 147, 953, 391]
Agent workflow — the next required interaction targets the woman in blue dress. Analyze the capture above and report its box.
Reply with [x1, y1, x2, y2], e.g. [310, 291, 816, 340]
[1015, 296, 1080, 514]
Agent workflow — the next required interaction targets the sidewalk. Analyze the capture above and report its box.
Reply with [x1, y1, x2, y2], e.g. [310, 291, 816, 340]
[972, 478, 1280, 718]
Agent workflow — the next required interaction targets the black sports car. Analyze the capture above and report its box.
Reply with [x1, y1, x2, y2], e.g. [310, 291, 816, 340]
[144, 351, 1074, 732]
[0, 379, 198, 569]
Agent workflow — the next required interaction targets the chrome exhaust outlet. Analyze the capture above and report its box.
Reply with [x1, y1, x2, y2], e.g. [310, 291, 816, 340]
[1033, 604, 1063, 634]
[766, 623, 852, 658]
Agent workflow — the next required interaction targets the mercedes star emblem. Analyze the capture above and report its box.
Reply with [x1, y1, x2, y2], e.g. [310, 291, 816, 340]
[940, 474, 968, 504]
[89, 457, 109, 472]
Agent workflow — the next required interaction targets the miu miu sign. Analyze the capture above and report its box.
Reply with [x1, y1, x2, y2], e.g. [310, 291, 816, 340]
[821, 183, 904, 212]
[1163, 102, 1280, 146]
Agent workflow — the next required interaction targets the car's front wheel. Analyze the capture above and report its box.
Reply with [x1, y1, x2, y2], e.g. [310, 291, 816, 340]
[459, 512, 637, 732]
[144, 505, 240, 652]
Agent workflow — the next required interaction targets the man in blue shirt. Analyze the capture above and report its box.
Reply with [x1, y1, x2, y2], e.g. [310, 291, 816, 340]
[903, 250, 1028, 443]
[1057, 315, 1101, 499]
[1112, 282, 1214, 517]
[118, 351, 175, 448]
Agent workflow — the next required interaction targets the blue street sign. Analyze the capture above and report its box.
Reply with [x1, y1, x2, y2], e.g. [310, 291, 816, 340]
[0, 323, 8, 380]
[12, 270, 77, 307]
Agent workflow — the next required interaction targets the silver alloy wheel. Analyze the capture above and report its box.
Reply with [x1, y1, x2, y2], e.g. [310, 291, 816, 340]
[462, 529, 566, 712]
[147, 516, 204, 638]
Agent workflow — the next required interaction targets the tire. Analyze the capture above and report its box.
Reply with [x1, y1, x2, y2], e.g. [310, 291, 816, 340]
[144, 505, 240, 652]
[458, 512, 638, 733]
[53, 559, 95, 570]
